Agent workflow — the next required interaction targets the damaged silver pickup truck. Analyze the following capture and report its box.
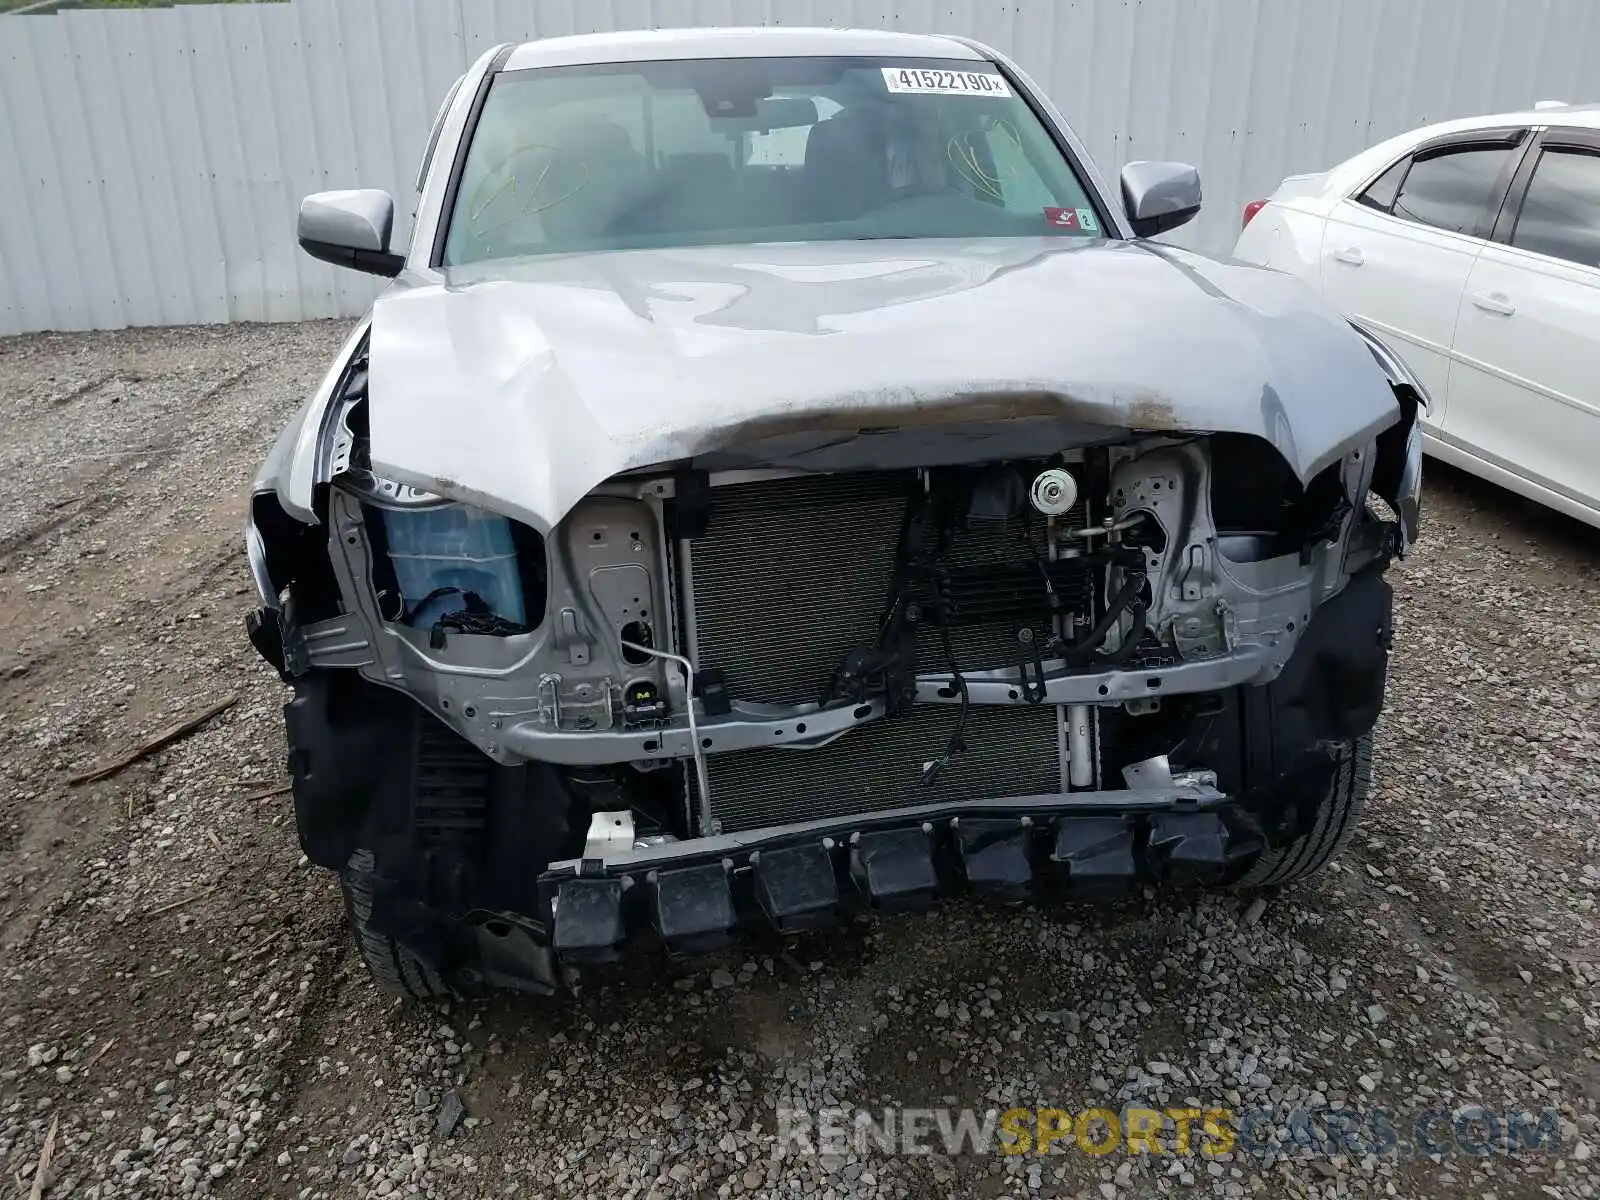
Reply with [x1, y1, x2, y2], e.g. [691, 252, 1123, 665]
[245, 27, 1425, 999]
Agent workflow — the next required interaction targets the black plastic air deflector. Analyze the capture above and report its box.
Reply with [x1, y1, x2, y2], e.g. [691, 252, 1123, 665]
[753, 842, 840, 931]
[552, 877, 627, 963]
[849, 827, 938, 910]
[1146, 812, 1234, 882]
[953, 818, 1033, 900]
[1050, 815, 1136, 894]
[649, 862, 736, 954]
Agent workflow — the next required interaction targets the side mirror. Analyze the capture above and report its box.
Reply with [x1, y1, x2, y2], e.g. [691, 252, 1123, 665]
[1120, 161, 1202, 238]
[298, 190, 404, 277]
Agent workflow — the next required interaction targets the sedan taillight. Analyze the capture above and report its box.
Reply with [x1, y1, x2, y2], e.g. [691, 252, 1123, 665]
[1242, 199, 1267, 229]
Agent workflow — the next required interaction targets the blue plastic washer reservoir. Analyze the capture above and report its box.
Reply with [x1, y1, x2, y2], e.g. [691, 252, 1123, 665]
[382, 505, 526, 628]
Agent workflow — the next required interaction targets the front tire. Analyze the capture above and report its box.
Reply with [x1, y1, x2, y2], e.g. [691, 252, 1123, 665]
[341, 847, 450, 1000]
[1230, 734, 1371, 888]
[284, 669, 580, 1000]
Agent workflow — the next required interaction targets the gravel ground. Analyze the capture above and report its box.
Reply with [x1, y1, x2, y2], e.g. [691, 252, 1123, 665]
[1, 321, 1598, 1200]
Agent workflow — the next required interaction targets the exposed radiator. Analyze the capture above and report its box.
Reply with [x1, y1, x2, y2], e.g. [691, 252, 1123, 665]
[704, 704, 1063, 832]
[682, 471, 1089, 833]
[688, 473, 905, 706]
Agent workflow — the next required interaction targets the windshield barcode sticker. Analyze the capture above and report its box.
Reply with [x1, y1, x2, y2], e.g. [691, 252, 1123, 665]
[881, 67, 1012, 97]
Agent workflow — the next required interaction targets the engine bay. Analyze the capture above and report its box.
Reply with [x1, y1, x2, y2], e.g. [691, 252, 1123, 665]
[268, 402, 1380, 850]
[244, 341, 1406, 849]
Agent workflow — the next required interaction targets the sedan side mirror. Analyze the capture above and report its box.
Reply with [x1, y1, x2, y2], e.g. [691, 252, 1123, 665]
[1120, 162, 1202, 238]
[298, 189, 404, 277]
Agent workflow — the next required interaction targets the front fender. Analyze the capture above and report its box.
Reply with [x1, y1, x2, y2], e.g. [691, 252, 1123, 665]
[246, 317, 371, 613]
[1349, 319, 1426, 556]
[253, 316, 372, 525]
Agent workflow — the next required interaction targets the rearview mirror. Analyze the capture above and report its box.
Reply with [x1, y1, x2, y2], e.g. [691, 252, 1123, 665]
[713, 96, 820, 133]
[298, 189, 404, 277]
[1120, 162, 1202, 238]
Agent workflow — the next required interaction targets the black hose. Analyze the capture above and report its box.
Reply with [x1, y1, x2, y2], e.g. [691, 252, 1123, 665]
[1059, 571, 1146, 666]
[1092, 599, 1148, 665]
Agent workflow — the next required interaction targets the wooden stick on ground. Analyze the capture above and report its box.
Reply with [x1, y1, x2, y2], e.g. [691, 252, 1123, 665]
[28, 1115, 58, 1200]
[84, 1037, 117, 1073]
[237, 782, 292, 802]
[69, 695, 238, 786]
[145, 886, 218, 918]
[250, 931, 282, 958]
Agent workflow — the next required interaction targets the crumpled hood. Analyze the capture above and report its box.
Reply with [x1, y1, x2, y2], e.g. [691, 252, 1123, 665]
[368, 237, 1398, 533]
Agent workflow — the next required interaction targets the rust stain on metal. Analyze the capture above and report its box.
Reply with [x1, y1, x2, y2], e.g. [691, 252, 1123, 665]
[1121, 394, 1181, 429]
[688, 389, 1156, 448]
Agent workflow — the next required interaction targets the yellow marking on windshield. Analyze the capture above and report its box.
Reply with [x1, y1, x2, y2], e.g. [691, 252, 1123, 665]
[946, 119, 1023, 203]
[467, 144, 590, 237]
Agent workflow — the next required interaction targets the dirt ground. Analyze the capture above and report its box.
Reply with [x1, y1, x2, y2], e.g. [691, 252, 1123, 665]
[1, 321, 1598, 1200]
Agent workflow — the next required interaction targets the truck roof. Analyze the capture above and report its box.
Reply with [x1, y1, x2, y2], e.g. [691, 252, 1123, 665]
[503, 26, 986, 71]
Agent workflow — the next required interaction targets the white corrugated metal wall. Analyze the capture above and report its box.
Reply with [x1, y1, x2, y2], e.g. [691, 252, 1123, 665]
[2, 0, 1598, 335]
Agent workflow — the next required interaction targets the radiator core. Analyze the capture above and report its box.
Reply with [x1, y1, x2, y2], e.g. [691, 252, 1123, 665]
[684, 471, 1085, 833]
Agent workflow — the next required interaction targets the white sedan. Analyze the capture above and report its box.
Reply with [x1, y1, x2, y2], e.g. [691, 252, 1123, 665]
[1234, 102, 1600, 528]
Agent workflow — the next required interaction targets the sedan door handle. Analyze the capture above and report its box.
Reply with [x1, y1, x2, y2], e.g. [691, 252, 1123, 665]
[1332, 246, 1365, 266]
[1470, 291, 1516, 316]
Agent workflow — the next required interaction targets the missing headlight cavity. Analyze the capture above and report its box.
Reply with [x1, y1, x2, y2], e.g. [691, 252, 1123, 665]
[338, 380, 549, 639]
[251, 490, 344, 621]
[375, 504, 548, 636]
[1209, 434, 1346, 563]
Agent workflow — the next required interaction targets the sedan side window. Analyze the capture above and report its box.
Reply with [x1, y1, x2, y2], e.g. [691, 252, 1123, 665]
[1510, 147, 1600, 269]
[1389, 145, 1515, 236]
[1356, 157, 1410, 212]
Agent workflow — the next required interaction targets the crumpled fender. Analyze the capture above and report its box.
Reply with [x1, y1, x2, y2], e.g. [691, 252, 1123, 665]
[252, 317, 372, 526]
[246, 319, 370, 610]
[1349, 319, 1426, 557]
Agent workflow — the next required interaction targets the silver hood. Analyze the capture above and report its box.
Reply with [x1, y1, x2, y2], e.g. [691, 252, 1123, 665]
[367, 237, 1399, 533]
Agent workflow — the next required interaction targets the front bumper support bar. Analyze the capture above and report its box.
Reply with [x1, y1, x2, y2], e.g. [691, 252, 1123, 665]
[540, 786, 1263, 966]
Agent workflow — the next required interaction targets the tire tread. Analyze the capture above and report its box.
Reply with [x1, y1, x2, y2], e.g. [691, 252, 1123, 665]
[1232, 735, 1371, 889]
[341, 848, 449, 1000]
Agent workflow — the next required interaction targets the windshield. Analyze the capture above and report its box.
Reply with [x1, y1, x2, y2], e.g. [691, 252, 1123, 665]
[441, 56, 1107, 264]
